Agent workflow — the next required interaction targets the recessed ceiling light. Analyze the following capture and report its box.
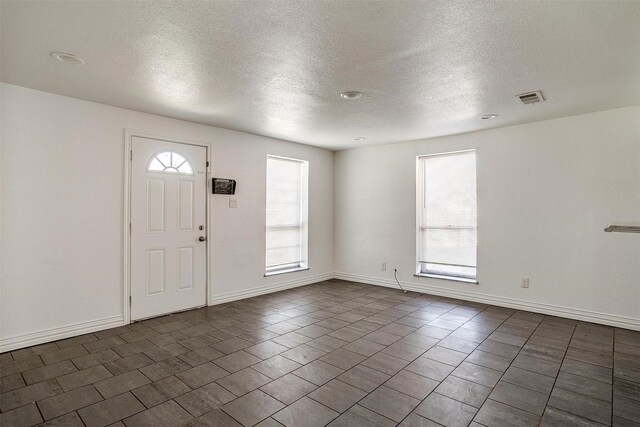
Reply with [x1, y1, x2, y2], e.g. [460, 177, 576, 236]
[479, 114, 498, 120]
[340, 91, 363, 100]
[50, 52, 85, 65]
[354, 137, 366, 141]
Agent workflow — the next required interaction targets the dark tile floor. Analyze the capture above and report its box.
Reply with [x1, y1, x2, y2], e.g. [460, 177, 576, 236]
[1, 280, 639, 427]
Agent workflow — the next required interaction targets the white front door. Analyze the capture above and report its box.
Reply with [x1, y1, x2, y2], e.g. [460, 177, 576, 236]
[130, 136, 207, 321]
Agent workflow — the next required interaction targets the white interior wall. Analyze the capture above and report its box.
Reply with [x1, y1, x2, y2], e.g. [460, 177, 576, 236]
[0, 83, 334, 351]
[1, 83, 639, 352]
[334, 106, 640, 329]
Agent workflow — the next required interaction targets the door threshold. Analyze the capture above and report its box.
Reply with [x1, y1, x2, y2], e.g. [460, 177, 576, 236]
[131, 304, 207, 323]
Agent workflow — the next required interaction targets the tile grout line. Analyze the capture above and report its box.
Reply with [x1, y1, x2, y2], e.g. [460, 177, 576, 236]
[217, 288, 625, 425]
[611, 329, 615, 426]
[230, 290, 406, 425]
[535, 317, 577, 426]
[548, 329, 618, 425]
[393, 301, 515, 426]
[1, 282, 633, 427]
[314, 293, 442, 426]
[31, 352, 53, 425]
[268, 291, 445, 426]
[462, 314, 543, 424]
[0, 294, 478, 424]
[171, 287, 412, 425]
[177, 291, 443, 425]
[321, 296, 489, 426]
[126, 385, 152, 422]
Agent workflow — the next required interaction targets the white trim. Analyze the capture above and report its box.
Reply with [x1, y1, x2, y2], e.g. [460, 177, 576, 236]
[209, 272, 333, 305]
[414, 273, 478, 284]
[123, 129, 212, 324]
[0, 315, 124, 353]
[264, 266, 310, 277]
[333, 272, 640, 331]
[123, 130, 132, 324]
[417, 148, 476, 159]
[3, 272, 638, 352]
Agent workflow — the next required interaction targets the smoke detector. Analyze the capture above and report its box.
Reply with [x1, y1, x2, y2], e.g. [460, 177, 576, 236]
[515, 91, 544, 105]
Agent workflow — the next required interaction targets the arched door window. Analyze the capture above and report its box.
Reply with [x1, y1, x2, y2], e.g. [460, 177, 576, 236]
[147, 151, 193, 174]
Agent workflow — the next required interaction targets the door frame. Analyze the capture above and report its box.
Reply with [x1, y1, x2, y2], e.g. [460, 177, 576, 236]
[123, 129, 211, 324]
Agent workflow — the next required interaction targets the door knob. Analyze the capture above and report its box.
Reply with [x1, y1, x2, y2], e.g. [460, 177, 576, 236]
[198, 236, 207, 242]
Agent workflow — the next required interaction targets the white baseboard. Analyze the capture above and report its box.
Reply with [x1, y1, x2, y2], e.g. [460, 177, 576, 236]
[3, 271, 637, 353]
[1, 274, 333, 353]
[0, 315, 125, 353]
[209, 272, 335, 306]
[333, 272, 640, 331]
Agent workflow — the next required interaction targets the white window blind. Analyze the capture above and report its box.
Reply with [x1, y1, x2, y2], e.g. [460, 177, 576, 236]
[418, 150, 477, 280]
[265, 156, 309, 274]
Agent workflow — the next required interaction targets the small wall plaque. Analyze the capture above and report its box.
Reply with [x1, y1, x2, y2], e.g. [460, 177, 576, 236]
[212, 178, 236, 195]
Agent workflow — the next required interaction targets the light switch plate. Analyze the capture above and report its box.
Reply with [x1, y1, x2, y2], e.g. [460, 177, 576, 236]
[229, 198, 238, 208]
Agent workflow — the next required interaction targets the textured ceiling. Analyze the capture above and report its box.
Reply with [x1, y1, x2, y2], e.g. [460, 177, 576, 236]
[2, 1, 640, 150]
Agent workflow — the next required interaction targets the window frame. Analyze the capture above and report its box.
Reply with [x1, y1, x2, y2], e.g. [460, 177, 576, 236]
[415, 149, 478, 284]
[146, 150, 193, 175]
[264, 155, 309, 277]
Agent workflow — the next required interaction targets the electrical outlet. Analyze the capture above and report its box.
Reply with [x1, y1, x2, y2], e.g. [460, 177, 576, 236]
[380, 262, 386, 271]
[521, 277, 529, 288]
[229, 198, 238, 208]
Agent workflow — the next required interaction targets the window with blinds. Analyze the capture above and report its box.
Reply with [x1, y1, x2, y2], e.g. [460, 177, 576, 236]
[417, 150, 477, 281]
[265, 156, 309, 275]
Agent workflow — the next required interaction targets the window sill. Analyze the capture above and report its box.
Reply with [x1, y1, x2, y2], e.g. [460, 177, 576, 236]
[264, 267, 309, 277]
[414, 273, 478, 284]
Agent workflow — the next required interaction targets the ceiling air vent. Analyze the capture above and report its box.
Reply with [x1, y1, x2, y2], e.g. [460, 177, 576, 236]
[516, 91, 544, 105]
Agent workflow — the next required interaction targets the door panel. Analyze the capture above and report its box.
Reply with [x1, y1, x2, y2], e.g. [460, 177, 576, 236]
[146, 249, 165, 295]
[146, 178, 166, 232]
[178, 247, 194, 290]
[131, 136, 207, 321]
[178, 180, 194, 231]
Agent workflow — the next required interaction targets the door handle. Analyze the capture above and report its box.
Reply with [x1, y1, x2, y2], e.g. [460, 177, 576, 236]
[198, 236, 207, 242]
